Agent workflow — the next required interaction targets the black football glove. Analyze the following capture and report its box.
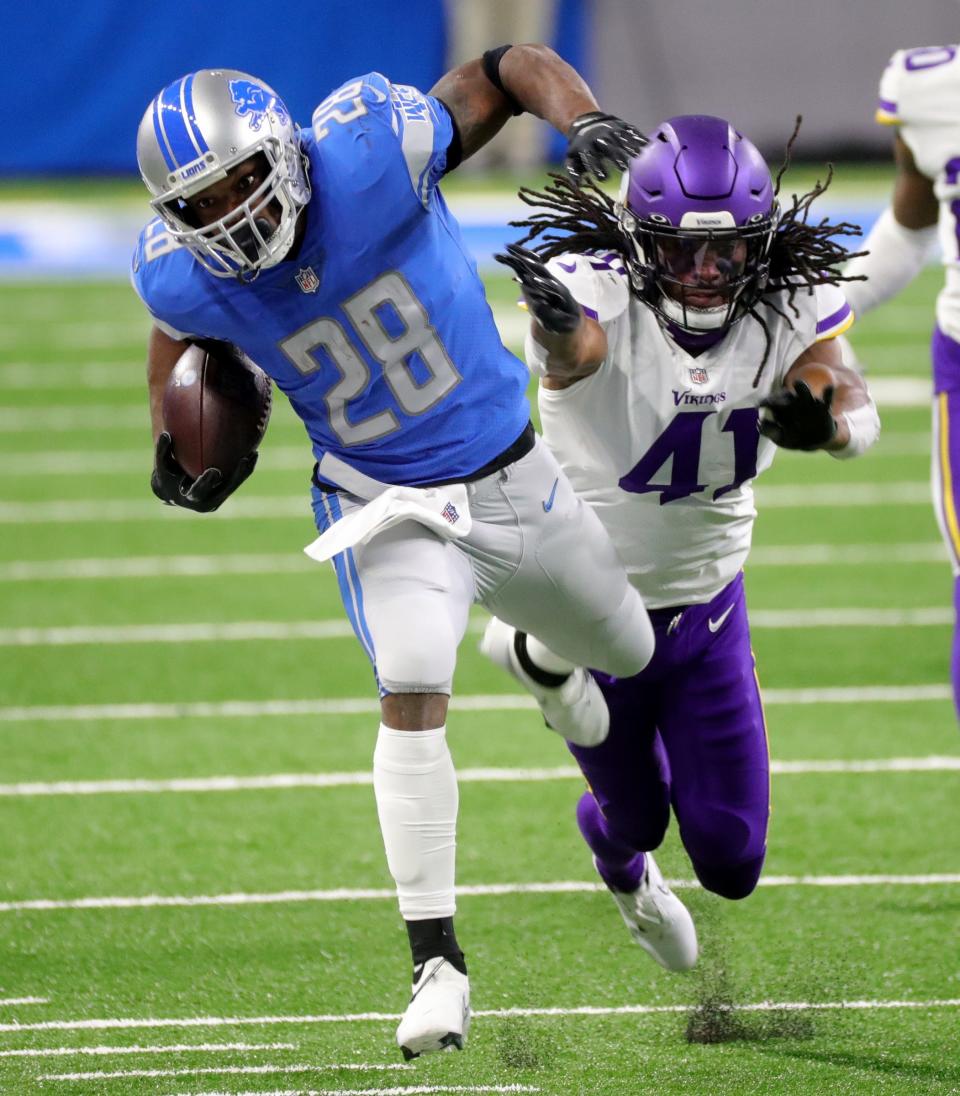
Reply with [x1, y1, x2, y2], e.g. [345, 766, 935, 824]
[495, 244, 581, 335]
[759, 380, 838, 450]
[565, 111, 648, 183]
[150, 432, 258, 513]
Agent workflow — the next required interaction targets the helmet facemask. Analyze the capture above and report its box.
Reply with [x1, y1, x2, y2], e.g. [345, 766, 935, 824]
[153, 142, 307, 280]
[618, 203, 778, 332]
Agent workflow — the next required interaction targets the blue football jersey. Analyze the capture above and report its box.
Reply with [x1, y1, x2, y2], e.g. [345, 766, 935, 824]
[132, 72, 530, 484]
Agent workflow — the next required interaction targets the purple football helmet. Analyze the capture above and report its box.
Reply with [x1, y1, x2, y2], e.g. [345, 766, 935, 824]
[616, 115, 779, 332]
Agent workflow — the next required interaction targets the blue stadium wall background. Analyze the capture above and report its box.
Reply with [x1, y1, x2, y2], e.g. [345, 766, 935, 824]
[6, 0, 960, 176]
[1, 0, 587, 175]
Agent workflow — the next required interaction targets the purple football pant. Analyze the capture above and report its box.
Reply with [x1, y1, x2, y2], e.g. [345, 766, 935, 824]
[568, 572, 769, 900]
[931, 327, 960, 724]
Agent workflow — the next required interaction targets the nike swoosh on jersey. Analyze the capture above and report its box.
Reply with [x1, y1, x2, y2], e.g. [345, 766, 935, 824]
[557, 260, 578, 273]
[707, 604, 734, 633]
[543, 477, 559, 512]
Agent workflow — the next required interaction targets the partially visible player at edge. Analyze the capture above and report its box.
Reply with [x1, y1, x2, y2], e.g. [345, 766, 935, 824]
[131, 45, 656, 1059]
[483, 114, 881, 971]
[843, 44, 960, 725]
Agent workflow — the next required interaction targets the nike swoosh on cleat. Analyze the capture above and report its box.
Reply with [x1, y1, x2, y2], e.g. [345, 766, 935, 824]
[707, 604, 734, 633]
[542, 478, 559, 512]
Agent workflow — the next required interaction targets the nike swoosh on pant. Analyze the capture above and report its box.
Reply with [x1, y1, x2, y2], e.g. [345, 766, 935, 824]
[543, 478, 559, 512]
[707, 604, 734, 633]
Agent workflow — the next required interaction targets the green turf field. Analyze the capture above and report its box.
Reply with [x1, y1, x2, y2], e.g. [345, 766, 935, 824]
[1, 213, 959, 1095]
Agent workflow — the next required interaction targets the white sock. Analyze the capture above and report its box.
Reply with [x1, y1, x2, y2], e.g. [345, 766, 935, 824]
[525, 634, 577, 676]
[373, 723, 458, 919]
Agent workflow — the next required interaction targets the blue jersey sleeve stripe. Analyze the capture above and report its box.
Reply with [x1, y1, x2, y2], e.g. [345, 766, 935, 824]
[389, 86, 450, 207]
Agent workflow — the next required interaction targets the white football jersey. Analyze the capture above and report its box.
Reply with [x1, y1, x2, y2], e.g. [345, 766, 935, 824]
[876, 45, 960, 339]
[529, 252, 852, 608]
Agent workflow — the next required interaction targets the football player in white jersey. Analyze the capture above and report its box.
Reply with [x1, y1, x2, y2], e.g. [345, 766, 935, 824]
[483, 114, 880, 972]
[843, 44, 960, 724]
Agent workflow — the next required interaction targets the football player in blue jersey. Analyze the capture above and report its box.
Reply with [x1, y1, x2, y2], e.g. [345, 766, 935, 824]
[132, 45, 655, 1059]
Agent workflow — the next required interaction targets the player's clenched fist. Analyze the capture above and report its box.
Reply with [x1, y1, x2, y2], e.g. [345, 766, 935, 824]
[759, 374, 838, 450]
[495, 244, 582, 335]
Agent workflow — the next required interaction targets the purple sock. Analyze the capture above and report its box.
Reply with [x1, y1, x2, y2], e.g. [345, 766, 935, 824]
[576, 791, 645, 892]
[953, 577, 960, 724]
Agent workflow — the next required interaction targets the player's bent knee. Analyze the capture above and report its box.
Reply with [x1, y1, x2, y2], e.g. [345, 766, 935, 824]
[597, 593, 655, 678]
[375, 624, 458, 700]
[599, 807, 670, 855]
[691, 852, 765, 900]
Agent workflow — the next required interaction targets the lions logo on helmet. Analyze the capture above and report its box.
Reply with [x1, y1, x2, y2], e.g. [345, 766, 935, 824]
[229, 80, 291, 131]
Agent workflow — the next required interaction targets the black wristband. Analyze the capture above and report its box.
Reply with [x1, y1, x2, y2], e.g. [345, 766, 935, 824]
[481, 44, 524, 116]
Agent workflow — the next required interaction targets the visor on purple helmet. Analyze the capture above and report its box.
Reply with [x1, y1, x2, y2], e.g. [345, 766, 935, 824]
[616, 115, 779, 332]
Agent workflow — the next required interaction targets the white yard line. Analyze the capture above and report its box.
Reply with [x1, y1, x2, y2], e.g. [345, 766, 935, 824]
[2, 999, 957, 1035]
[749, 542, 947, 565]
[0, 406, 149, 432]
[0, 554, 313, 582]
[1, 757, 957, 799]
[0, 621, 358, 646]
[40, 1063, 410, 1081]
[0, 498, 310, 523]
[0, 483, 935, 524]
[0, 447, 312, 476]
[0, 435, 930, 473]
[2, 875, 959, 915]
[0, 997, 47, 1006]
[755, 482, 929, 508]
[0, 543, 948, 583]
[170, 1088, 540, 1096]
[0, 366, 143, 390]
[0, 1042, 295, 1058]
[0, 608, 950, 648]
[0, 685, 952, 724]
[0, 364, 152, 390]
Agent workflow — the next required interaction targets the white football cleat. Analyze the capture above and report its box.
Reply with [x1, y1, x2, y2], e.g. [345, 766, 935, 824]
[600, 852, 698, 972]
[480, 617, 610, 747]
[396, 957, 470, 1061]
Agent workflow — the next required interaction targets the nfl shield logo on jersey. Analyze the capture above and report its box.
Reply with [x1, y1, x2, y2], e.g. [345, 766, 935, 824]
[296, 267, 320, 293]
[689, 366, 709, 385]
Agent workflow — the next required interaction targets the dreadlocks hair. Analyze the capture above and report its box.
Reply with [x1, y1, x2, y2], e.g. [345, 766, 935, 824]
[511, 116, 868, 387]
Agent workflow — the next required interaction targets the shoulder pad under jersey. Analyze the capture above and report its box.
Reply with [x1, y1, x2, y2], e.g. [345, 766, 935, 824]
[311, 72, 453, 207]
[876, 45, 960, 126]
[544, 251, 630, 324]
[814, 282, 855, 341]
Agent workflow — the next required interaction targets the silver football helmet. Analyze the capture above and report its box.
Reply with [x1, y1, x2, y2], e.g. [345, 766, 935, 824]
[136, 69, 311, 279]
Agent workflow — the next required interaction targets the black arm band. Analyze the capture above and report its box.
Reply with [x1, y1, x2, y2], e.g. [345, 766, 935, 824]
[482, 44, 524, 116]
[436, 99, 463, 174]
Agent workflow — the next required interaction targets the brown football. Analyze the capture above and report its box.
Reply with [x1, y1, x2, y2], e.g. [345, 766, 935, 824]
[162, 344, 272, 479]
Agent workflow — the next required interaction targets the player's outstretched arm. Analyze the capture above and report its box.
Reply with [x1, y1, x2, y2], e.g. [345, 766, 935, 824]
[495, 245, 606, 388]
[429, 44, 644, 181]
[760, 339, 879, 458]
[844, 135, 938, 317]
